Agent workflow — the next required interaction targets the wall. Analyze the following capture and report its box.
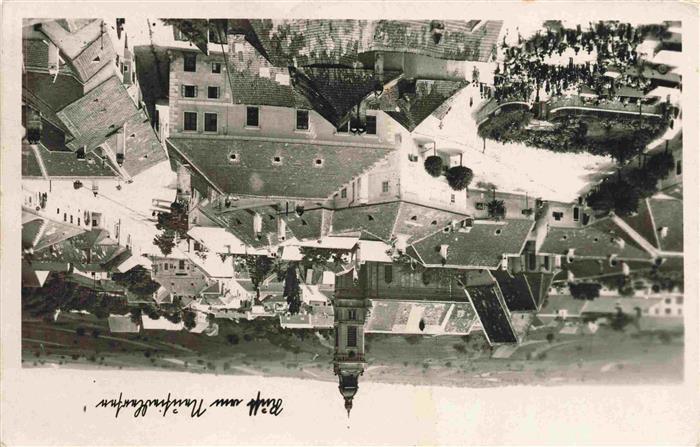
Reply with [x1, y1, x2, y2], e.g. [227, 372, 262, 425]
[168, 50, 398, 144]
[364, 262, 463, 300]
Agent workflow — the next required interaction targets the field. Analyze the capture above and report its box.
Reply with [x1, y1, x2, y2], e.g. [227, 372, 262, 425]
[23, 313, 683, 387]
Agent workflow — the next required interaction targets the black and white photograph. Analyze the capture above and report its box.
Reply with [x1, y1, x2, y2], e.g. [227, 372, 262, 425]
[2, 3, 699, 445]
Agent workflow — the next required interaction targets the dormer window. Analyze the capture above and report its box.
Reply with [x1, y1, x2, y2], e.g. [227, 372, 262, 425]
[430, 21, 445, 44]
[314, 158, 324, 167]
[494, 228, 502, 235]
[229, 152, 240, 163]
[367, 215, 374, 221]
[272, 156, 282, 164]
[410, 215, 417, 221]
[431, 220, 437, 225]
[76, 146, 86, 161]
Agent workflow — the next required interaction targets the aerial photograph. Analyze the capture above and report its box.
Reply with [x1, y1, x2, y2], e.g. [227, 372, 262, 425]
[21, 18, 684, 417]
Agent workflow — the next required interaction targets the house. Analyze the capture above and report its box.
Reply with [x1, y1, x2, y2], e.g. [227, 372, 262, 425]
[108, 314, 140, 333]
[22, 19, 168, 181]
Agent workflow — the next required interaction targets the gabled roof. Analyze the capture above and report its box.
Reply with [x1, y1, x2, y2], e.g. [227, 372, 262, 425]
[291, 66, 400, 128]
[369, 79, 467, 131]
[27, 142, 117, 178]
[22, 210, 86, 252]
[248, 19, 504, 65]
[23, 71, 83, 134]
[521, 272, 556, 310]
[410, 219, 534, 269]
[368, 20, 503, 62]
[22, 143, 44, 177]
[364, 300, 475, 334]
[226, 35, 311, 109]
[248, 19, 373, 67]
[540, 218, 651, 260]
[283, 206, 327, 241]
[331, 202, 401, 241]
[492, 270, 537, 312]
[330, 200, 468, 243]
[36, 19, 115, 83]
[23, 39, 77, 77]
[199, 203, 281, 249]
[166, 136, 393, 199]
[55, 75, 166, 176]
[646, 197, 683, 253]
[465, 283, 517, 344]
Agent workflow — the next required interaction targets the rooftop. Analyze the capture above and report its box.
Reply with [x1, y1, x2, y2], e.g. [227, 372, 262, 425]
[646, 197, 683, 253]
[410, 219, 534, 269]
[167, 135, 393, 199]
[492, 270, 537, 312]
[466, 283, 517, 344]
[540, 218, 651, 260]
[26, 142, 117, 178]
[248, 19, 503, 66]
[368, 79, 467, 131]
[226, 35, 311, 109]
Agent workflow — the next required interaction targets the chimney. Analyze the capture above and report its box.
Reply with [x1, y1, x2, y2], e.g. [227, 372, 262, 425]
[658, 227, 669, 239]
[566, 248, 575, 263]
[395, 234, 410, 253]
[621, 262, 630, 276]
[253, 212, 263, 237]
[613, 236, 625, 249]
[439, 244, 449, 263]
[608, 254, 618, 267]
[277, 217, 287, 241]
[567, 270, 575, 282]
[374, 52, 384, 76]
[47, 41, 59, 75]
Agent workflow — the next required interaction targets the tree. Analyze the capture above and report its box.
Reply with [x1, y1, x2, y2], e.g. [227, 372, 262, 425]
[165, 311, 182, 324]
[424, 156, 443, 177]
[626, 167, 658, 198]
[130, 307, 143, 325]
[445, 166, 474, 191]
[610, 179, 641, 217]
[182, 310, 197, 330]
[646, 151, 675, 180]
[242, 255, 274, 300]
[112, 266, 160, 297]
[487, 199, 506, 220]
[153, 230, 176, 256]
[568, 282, 601, 300]
[283, 265, 302, 315]
[160, 19, 211, 54]
[156, 201, 189, 239]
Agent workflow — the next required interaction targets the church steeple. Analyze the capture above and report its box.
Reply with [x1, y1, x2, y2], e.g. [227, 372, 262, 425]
[332, 266, 369, 417]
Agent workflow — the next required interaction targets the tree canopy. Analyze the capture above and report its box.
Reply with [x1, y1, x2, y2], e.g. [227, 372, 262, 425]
[424, 155, 443, 177]
[445, 166, 474, 191]
[112, 266, 160, 297]
[283, 264, 302, 315]
[568, 281, 601, 300]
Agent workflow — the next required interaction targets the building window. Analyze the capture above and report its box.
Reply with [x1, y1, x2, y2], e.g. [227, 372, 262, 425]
[382, 181, 389, 193]
[246, 106, 259, 127]
[183, 112, 198, 131]
[296, 110, 309, 130]
[346, 326, 357, 347]
[183, 54, 197, 72]
[665, 298, 671, 304]
[182, 85, 197, 98]
[676, 160, 682, 176]
[336, 122, 349, 133]
[676, 296, 683, 304]
[340, 188, 347, 199]
[179, 260, 186, 269]
[366, 115, 377, 135]
[164, 263, 168, 270]
[211, 62, 222, 73]
[207, 86, 220, 99]
[173, 27, 188, 41]
[573, 206, 580, 221]
[665, 308, 671, 315]
[450, 194, 455, 203]
[552, 211, 564, 221]
[335, 327, 338, 347]
[384, 265, 393, 283]
[348, 309, 357, 321]
[204, 113, 218, 132]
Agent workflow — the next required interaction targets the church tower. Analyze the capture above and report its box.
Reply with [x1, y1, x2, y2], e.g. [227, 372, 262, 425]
[333, 265, 369, 417]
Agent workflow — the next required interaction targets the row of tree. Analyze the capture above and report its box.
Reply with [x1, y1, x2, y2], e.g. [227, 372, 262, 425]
[587, 150, 675, 217]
